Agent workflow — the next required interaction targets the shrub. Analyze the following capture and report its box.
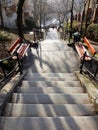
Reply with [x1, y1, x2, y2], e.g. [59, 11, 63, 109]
[2, 59, 15, 71]
[25, 17, 36, 30]
[63, 21, 70, 32]
[63, 21, 81, 33]
[87, 24, 98, 42]
[72, 21, 81, 32]
[0, 31, 11, 41]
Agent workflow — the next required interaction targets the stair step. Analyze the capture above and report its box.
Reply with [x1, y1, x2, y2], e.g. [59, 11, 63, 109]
[25, 73, 76, 77]
[21, 81, 81, 87]
[23, 76, 78, 81]
[0, 116, 98, 130]
[12, 93, 89, 104]
[17, 87, 83, 94]
[5, 103, 94, 117]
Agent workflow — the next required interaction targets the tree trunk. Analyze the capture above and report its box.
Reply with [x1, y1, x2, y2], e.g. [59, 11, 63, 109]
[17, 0, 25, 38]
[85, 0, 90, 36]
[70, 0, 74, 38]
[80, 0, 87, 35]
[0, 2, 4, 28]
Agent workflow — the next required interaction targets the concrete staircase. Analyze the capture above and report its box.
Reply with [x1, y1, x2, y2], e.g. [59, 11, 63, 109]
[1, 73, 98, 130]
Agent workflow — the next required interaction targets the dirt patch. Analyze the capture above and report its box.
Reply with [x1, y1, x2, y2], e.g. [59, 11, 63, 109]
[0, 30, 18, 59]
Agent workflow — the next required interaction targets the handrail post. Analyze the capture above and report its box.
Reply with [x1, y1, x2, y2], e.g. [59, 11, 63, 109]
[80, 52, 86, 74]
[94, 61, 98, 79]
[15, 53, 22, 74]
[0, 60, 6, 78]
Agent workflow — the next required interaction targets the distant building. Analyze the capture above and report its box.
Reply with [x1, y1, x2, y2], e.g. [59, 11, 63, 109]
[74, 0, 98, 24]
[85, 0, 98, 23]
[0, 0, 17, 28]
[0, 0, 33, 28]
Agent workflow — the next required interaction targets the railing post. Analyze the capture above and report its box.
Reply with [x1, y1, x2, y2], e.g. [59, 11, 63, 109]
[80, 52, 86, 74]
[94, 61, 98, 79]
[0, 60, 6, 78]
[15, 53, 22, 74]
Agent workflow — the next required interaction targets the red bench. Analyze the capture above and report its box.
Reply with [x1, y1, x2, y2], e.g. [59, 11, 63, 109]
[8, 37, 22, 54]
[75, 43, 91, 61]
[17, 43, 30, 58]
[75, 38, 96, 74]
[83, 37, 96, 56]
[8, 37, 30, 59]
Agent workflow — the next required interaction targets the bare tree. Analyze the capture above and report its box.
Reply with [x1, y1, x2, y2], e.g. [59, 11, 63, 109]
[30, 0, 48, 28]
[74, 0, 84, 14]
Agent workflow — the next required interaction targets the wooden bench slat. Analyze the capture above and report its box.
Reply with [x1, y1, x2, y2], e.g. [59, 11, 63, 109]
[75, 44, 84, 58]
[17, 43, 30, 58]
[8, 37, 22, 54]
[75, 43, 91, 61]
[21, 44, 29, 57]
[8, 37, 30, 61]
[84, 37, 96, 55]
[19, 44, 29, 57]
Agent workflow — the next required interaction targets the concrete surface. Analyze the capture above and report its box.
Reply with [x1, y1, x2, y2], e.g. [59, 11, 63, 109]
[75, 71, 98, 112]
[0, 116, 98, 130]
[17, 86, 83, 94]
[5, 103, 94, 117]
[21, 80, 81, 88]
[24, 29, 79, 73]
[12, 93, 89, 104]
[0, 72, 26, 114]
[1, 29, 98, 130]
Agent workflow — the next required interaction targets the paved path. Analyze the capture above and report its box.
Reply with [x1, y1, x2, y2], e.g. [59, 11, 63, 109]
[25, 28, 79, 73]
[1, 29, 98, 130]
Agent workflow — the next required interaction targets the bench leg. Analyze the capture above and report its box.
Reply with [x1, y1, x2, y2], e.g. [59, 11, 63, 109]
[16, 53, 22, 74]
[80, 61, 83, 74]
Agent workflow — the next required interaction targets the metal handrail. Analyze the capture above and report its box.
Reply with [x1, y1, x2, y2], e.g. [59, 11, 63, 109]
[80, 52, 98, 80]
[0, 53, 22, 84]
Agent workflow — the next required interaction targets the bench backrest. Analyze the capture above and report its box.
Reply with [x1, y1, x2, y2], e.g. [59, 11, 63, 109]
[75, 43, 91, 61]
[17, 43, 30, 58]
[84, 37, 96, 56]
[8, 37, 22, 54]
